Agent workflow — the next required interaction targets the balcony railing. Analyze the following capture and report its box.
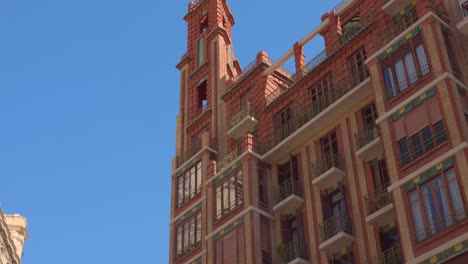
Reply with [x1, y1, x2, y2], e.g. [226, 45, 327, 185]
[319, 214, 352, 242]
[355, 126, 379, 150]
[260, 68, 369, 155]
[413, 207, 468, 243]
[369, 244, 403, 264]
[229, 102, 256, 129]
[275, 178, 302, 204]
[312, 153, 342, 179]
[262, 250, 272, 264]
[278, 238, 307, 264]
[374, 4, 418, 50]
[177, 139, 202, 167]
[398, 127, 447, 167]
[364, 185, 392, 216]
[216, 135, 257, 173]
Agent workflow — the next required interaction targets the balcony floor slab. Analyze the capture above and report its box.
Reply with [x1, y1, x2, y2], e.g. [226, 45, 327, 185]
[319, 232, 354, 255]
[355, 137, 383, 161]
[227, 116, 258, 139]
[456, 17, 468, 36]
[273, 195, 304, 215]
[366, 203, 395, 227]
[312, 167, 345, 190]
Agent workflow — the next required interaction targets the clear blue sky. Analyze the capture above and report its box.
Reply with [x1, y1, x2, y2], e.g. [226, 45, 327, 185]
[0, 1, 340, 263]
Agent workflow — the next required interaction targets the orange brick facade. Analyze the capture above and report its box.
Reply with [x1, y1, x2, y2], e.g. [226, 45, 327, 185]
[170, 0, 468, 263]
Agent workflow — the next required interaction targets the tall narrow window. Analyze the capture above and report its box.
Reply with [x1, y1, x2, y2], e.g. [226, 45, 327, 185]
[198, 38, 205, 66]
[197, 80, 207, 111]
[177, 161, 202, 207]
[273, 105, 293, 142]
[415, 44, 429, 76]
[348, 48, 367, 86]
[215, 170, 243, 220]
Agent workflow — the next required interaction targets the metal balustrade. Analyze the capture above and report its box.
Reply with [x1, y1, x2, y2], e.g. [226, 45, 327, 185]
[398, 128, 447, 167]
[277, 238, 307, 264]
[312, 153, 343, 179]
[319, 214, 352, 243]
[274, 178, 302, 205]
[364, 185, 392, 216]
[229, 102, 256, 129]
[355, 126, 380, 150]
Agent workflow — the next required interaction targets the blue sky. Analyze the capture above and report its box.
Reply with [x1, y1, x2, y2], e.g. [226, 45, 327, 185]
[0, 0, 340, 263]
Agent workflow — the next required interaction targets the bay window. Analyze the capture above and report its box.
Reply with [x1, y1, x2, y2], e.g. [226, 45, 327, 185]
[215, 170, 243, 220]
[177, 161, 202, 207]
[176, 211, 202, 257]
[408, 168, 466, 242]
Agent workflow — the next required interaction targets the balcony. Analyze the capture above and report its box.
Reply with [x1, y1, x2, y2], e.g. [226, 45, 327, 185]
[369, 244, 404, 264]
[278, 238, 309, 264]
[273, 178, 304, 215]
[364, 187, 395, 227]
[456, 1, 468, 35]
[312, 153, 345, 190]
[382, 0, 413, 17]
[227, 102, 258, 139]
[260, 73, 372, 164]
[319, 214, 354, 254]
[216, 134, 257, 173]
[374, 4, 419, 51]
[355, 127, 383, 161]
[176, 139, 202, 167]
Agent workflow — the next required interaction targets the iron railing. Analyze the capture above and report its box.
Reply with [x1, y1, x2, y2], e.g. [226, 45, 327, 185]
[262, 250, 272, 264]
[277, 238, 307, 264]
[305, 49, 327, 73]
[229, 102, 256, 129]
[319, 214, 352, 242]
[216, 136, 257, 173]
[374, 4, 419, 50]
[259, 67, 369, 155]
[177, 139, 202, 167]
[413, 207, 467, 243]
[274, 178, 302, 206]
[369, 244, 404, 264]
[364, 185, 392, 216]
[398, 127, 447, 167]
[312, 152, 343, 179]
[355, 126, 380, 150]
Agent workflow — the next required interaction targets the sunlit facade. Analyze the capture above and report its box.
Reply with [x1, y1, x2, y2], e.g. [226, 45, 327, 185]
[169, 0, 468, 263]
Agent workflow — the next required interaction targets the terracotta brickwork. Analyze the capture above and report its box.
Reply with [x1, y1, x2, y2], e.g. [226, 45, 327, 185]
[170, 0, 468, 263]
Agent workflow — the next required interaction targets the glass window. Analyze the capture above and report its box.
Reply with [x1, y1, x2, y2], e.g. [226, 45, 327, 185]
[415, 44, 429, 76]
[394, 59, 407, 91]
[408, 169, 467, 243]
[398, 138, 410, 165]
[177, 161, 202, 207]
[215, 170, 243, 220]
[404, 53, 417, 85]
[421, 126, 434, 151]
[384, 67, 396, 99]
[433, 121, 447, 143]
[175, 212, 202, 257]
[410, 133, 423, 159]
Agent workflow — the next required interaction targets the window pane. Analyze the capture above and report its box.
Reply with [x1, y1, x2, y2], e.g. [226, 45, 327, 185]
[190, 167, 196, 198]
[183, 221, 190, 251]
[434, 177, 452, 228]
[422, 183, 438, 235]
[394, 60, 408, 91]
[404, 53, 418, 84]
[184, 171, 190, 201]
[216, 186, 222, 219]
[409, 190, 425, 241]
[178, 177, 184, 206]
[410, 133, 423, 159]
[421, 126, 434, 151]
[177, 227, 183, 254]
[189, 218, 195, 246]
[196, 162, 202, 193]
[223, 181, 230, 211]
[197, 214, 202, 243]
[398, 138, 410, 165]
[236, 171, 243, 205]
[415, 44, 429, 76]
[446, 168, 467, 221]
[384, 67, 397, 99]
[433, 121, 447, 143]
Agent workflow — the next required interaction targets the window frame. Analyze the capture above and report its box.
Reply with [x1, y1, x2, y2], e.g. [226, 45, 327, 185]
[215, 169, 244, 221]
[381, 34, 430, 101]
[177, 161, 202, 208]
[175, 211, 202, 258]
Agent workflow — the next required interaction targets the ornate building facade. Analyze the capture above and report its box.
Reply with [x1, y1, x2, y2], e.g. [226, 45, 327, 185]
[169, 0, 468, 263]
[0, 207, 28, 264]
